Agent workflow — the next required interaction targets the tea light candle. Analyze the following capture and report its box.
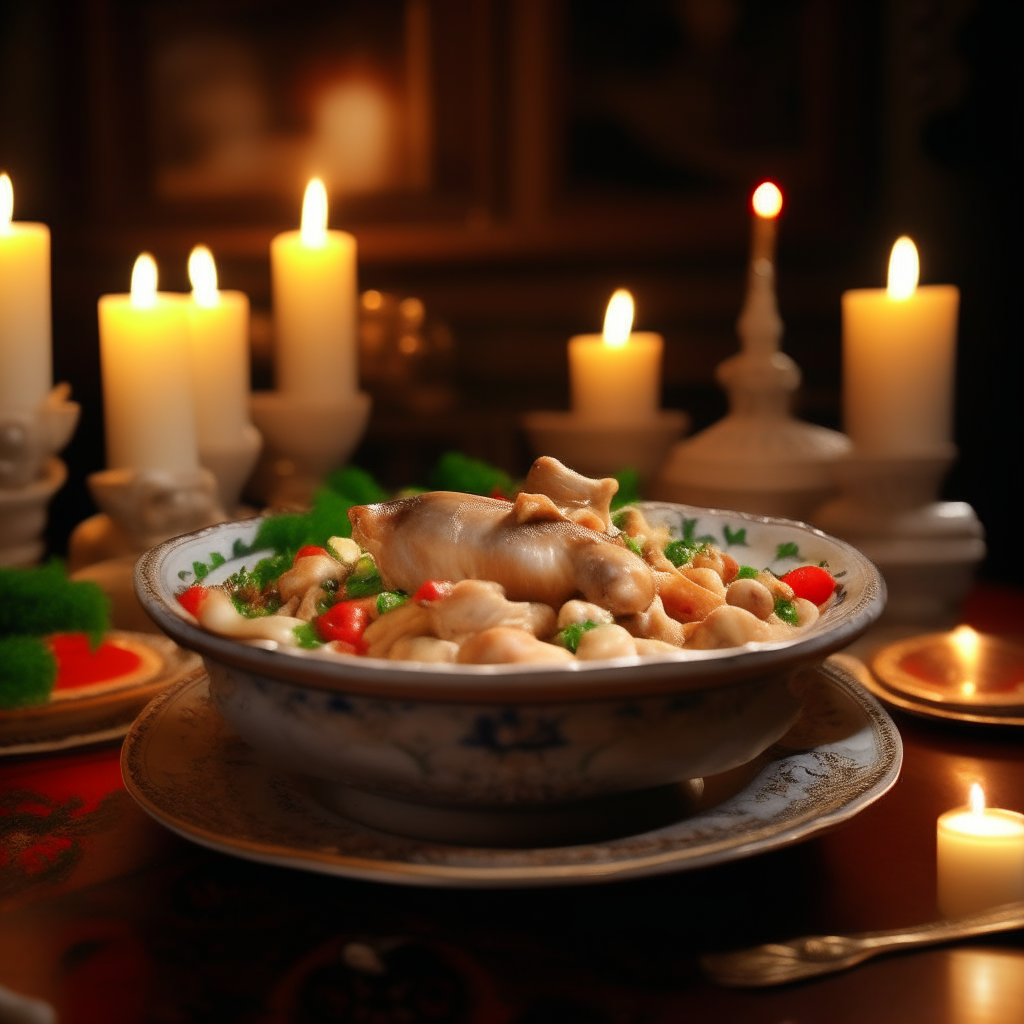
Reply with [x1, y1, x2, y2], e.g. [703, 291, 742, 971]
[937, 784, 1024, 918]
[842, 237, 960, 455]
[568, 289, 663, 423]
[0, 173, 52, 416]
[186, 245, 252, 450]
[271, 178, 358, 400]
[98, 253, 198, 472]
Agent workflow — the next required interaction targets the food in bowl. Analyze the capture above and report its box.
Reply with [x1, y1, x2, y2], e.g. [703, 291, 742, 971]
[174, 458, 842, 667]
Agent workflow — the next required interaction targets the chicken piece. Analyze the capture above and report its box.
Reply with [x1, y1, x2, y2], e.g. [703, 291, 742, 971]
[655, 571, 726, 623]
[575, 624, 638, 660]
[389, 636, 459, 663]
[556, 600, 614, 630]
[618, 594, 687, 647]
[457, 627, 575, 665]
[725, 578, 775, 620]
[427, 579, 556, 641]
[680, 567, 727, 598]
[275, 595, 300, 617]
[362, 602, 432, 659]
[350, 492, 655, 616]
[756, 570, 794, 601]
[686, 605, 774, 650]
[522, 456, 619, 532]
[198, 589, 304, 646]
[295, 586, 324, 622]
[278, 554, 348, 603]
[614, 507, 676, 572]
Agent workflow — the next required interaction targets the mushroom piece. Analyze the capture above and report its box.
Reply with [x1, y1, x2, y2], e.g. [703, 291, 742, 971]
[556, 599, 614, 630]
[686, 605, 774, 650]
[575, 624, 638, 661]
[457, 627, 575, 665]
[725, 578, 775, 620]
[389, 636, 459, 663]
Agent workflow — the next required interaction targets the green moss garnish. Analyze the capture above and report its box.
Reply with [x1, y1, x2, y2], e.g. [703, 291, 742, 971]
[555, 620, 600, 653]
[429, 451, 513, 498]
[774, 598, 799, 625]
[609, 467, 641, 511]
[0, 635, 57, 709]
[325, 465, 389, 504]
[0, 561, 108, 646]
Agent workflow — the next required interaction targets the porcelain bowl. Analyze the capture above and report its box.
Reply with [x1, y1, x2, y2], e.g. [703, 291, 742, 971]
[135, 502, 885, 816]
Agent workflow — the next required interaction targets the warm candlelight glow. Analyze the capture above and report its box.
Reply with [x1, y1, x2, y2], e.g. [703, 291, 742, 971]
[887, 236, 920, 300]
[300, 178, 329, 247]
[0, 172, 12, 234]
[130, 253, 158, 309]
[970, 783, 985, 816]
[751, 181, 783, 219]
[188, 245, 220, 308]
[602, 289, 634, 349]
[951, 625, 980, 661]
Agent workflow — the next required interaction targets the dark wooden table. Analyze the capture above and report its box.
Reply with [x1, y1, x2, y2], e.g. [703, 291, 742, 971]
[2, 586, 1023, 1024]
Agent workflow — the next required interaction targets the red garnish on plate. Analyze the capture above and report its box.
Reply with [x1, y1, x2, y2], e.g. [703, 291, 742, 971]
[177, 586, 209, 617]
[315, 600, 370, 652]
[48, 633, 143, 691]
[295, 545, 329, 563]
[780, 566, 836, 606]
[413, 580, 453, 605]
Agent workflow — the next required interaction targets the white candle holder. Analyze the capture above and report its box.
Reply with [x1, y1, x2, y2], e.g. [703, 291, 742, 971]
[654, 259, 851, 520]
[68, 466, 227, 572]
[198, 423, 263, 515]
[248, 390, 372, 508]
[813, 446, 985, 626]
[522, 410, 689, 488]
[0, 384, 80, 566]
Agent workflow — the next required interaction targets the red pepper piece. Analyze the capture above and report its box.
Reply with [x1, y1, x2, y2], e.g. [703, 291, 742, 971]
[177, 586, 209, 617]
[489, 487, 511, 501]
[315, 599, 370, 652]
[413, 580, 453, 605]
[780, 565, 836, 606]
[295, 545, 329, 563]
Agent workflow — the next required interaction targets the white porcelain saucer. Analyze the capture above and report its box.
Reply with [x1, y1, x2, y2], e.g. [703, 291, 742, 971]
[121, 656, 901, 888]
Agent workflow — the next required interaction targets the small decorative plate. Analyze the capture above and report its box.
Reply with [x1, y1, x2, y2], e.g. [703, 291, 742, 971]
[0, 632, 204, 757]
[121, 656, 902, 888]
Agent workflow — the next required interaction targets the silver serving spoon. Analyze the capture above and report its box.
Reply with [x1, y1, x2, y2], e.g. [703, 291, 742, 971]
[700, 900, 1024, 987]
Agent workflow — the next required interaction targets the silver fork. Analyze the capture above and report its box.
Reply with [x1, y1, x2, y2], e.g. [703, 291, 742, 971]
[700, 900, 1024, 987]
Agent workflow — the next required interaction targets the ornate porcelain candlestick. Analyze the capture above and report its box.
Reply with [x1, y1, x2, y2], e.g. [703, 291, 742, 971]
[813, 237, 983, 625]
[655, 184, 851, 518]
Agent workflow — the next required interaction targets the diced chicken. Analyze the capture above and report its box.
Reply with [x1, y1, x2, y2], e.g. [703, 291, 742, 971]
[427, 579, 556, 641]
[456, 627, 575, 665]
[278, 554, 348, 603]
[556, 600, 614, 630]
[389, 636, 459, 663]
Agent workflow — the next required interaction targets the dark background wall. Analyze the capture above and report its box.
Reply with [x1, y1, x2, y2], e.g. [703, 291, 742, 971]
[0, 0, 1017, 579]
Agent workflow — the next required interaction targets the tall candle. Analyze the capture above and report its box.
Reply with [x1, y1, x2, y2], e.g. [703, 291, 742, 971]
[568, 289, 663, 423]
[937, 784, 1024, 918]
[271, 178, 358, 400]
[842, 237, 959, 455]
[186, 245, 252, 449]
[98, 254, 198, 472]
[0, 173, 51, 415]
[750, 180, 783, 265]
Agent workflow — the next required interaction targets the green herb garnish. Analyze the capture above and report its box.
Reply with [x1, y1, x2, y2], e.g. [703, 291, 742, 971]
[555, 620, 601, 653]
[346, 556, 384, 598]
[292, 622, 324, 649]
[609, 467, 641, 511]
[664, 539, 706, 568]
[623, 534, 644, 557]
[735, 565, 759, 580]
[774, 598, 799, 625]
[376, 591, 408, 615]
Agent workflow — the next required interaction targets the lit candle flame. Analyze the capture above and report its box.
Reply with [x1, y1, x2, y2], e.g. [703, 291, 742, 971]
[0, 172, 12, 233]
[951, 625, 980, 661]
[751, 181, 783, 219]
[188, 245, 220, 308]
[969, 783, 985, 815]
[300, 178, 329, 247]
[887, 236, 919, 300]
[130, 252, 158, 309]
[602, 289, 634, 349]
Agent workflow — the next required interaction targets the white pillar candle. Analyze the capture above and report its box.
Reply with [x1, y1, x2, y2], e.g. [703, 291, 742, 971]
[0, 173, 51, 415]
[569, 289, 663, 423]
[937, 784, 1024, 918]
[186, 245, 252, 449]
[750, 180, 783, 265]
[98, 253, 198, 472]
[842, 237, 959, 455]
[271, 178, 358, 400]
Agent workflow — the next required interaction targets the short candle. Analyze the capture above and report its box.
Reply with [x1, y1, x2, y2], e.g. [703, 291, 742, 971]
[936, 784, 1024, 918]
[842, 237, 959, 456]
[0, 172, 52, 416]
[186, 245, 252, 451]
[568, 289, 663, 423]
[271, 178, 358, 401]
[98, 253, 198, 473]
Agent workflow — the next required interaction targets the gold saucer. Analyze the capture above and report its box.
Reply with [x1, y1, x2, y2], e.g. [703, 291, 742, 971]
[866, 628, 1024, 726]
